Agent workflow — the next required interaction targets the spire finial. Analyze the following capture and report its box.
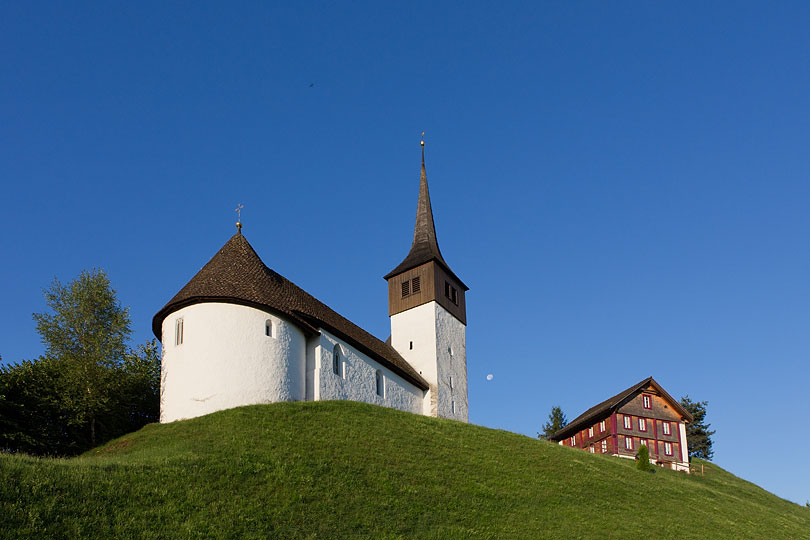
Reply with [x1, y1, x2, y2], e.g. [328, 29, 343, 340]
[235, 203, 244, 234]
[420, 131, 425, 163]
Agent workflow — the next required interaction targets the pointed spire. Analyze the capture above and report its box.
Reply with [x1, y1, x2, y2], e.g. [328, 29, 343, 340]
[384, 137, 466, 289]
[410, 137, 444, 262]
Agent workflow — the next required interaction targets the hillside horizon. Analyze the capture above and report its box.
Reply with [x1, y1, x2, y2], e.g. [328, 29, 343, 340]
[2, 401, 807, 539]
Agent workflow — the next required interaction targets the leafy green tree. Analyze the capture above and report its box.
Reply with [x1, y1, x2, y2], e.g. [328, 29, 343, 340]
[0, 270, 160, 456]
[33, 269, 132, 446]
[680, 395, 715, 461]
[636, 443, 651, 471]
[538, 405, 568, 439]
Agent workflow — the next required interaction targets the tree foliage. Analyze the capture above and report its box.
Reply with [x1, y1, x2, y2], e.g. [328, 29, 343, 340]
[0, 270, 160, 456]
[680, 395, 715, 461]
[539, 405, 568, 440]
[636, 443, 651, 472]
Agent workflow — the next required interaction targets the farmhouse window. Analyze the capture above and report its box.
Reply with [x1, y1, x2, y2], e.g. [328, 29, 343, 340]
[589, 445, 595, 453]
[570, 435, 576, 446]
[588, 427, 594, 438]
[642, 394, 652, 409]
[601, 439, 607, 453]
[638, 418, 647, 432]
[624, 437, 633, 451]
[664, 442, 673, 456]
[662, 421, 671, 436]
[623, 415, 632, 430]
[599, 420, 606, 432]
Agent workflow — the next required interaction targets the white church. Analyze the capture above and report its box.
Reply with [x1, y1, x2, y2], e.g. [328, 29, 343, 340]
[152, 142, 469, 423]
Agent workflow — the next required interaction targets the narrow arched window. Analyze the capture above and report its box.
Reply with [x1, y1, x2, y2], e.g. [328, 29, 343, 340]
[332, 344, 341, 376]
[375, 370, 384, 397]
[175, 318, 184, 346]
[265, 319, 273, 337]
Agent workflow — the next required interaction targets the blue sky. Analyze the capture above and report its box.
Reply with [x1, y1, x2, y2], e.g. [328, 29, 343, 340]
[2, 2, 808, 504]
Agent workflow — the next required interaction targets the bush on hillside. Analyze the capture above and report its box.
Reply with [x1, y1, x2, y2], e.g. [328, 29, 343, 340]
[636, 444, 651, 472]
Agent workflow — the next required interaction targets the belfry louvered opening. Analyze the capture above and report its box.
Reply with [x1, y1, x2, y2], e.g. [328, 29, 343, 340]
[411, 276, 421, 293]
[401, 281, 410, 298]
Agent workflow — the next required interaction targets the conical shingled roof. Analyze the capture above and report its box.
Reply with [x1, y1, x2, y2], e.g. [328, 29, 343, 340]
[153, 232, 428, 390]
[384, 147, 468, 289]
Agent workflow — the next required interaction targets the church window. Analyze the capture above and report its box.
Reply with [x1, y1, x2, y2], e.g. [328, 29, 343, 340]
[411, 276, 421, 293]
[451, 400, 456, 414]
[332, 344, 342, 377]
[175, 318, 183, 346]
[447, 345, 453, 356]
[444, 281, 458, 304]
[401, 281, 410, 298]
[375, 370, 384, 397]
[449, 376, 453, 389]
[265, 320, 273, 337]
[409, 341, 413, 350]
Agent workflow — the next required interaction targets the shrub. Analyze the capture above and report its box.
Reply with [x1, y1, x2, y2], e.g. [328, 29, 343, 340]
[636, 444, 651, 472]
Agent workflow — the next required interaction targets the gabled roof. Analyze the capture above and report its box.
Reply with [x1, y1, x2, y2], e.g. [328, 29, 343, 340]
[550, 376, 693, 441]
[383, 146, 468, 290]
[152, 232, 429, 391]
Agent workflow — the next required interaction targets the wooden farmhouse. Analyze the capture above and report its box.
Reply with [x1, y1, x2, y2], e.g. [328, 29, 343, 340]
[550, 377, 694, 471]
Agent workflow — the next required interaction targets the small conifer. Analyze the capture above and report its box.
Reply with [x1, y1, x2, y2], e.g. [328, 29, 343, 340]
[636, 444, 651, 472]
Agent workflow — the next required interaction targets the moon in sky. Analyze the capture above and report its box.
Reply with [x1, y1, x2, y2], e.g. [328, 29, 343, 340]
[486, 374, 494, 381]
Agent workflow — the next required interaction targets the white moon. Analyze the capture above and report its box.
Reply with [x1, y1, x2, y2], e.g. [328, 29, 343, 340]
[486, 374, 494, 381]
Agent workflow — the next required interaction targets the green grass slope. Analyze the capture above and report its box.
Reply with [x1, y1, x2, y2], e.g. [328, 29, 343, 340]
[2, 401, 807, 539]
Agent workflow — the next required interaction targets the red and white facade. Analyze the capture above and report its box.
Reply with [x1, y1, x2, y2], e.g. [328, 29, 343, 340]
[551, 377, 693, 472]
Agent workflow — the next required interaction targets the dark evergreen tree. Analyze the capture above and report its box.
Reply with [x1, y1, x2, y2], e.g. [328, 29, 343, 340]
[636, 443, 651, 471]
[680, 395, 715, 461]
[538, 405, 568, 440]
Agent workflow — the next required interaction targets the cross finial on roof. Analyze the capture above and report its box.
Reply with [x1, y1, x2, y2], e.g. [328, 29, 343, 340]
[235, 203, 244, 234]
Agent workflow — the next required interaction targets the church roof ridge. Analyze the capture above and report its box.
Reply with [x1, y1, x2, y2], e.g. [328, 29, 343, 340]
[152, 232, 428, 390]
[383, 144, 467, 289]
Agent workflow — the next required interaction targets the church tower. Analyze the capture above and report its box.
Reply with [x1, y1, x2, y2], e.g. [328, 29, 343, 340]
[384, 141, 469, 421]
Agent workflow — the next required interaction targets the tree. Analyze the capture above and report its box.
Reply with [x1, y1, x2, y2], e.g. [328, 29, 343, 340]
[538, 405, 568, 439]
[636, 443, 651, 472]
[680, 395, 715, 461]
[0, 269, 160, 456]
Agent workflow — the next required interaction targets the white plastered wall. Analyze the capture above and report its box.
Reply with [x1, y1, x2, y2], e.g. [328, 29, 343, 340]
[678, 422, 691, 472]
[390, 301, 468, 422]
[312, 329, 423, 414]
[160, 302, 306, 423]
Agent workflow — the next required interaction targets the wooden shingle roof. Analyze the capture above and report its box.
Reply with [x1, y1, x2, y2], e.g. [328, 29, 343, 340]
[550, 376, 693, 441]
[383, 147, 468, 290]
[153, 232, 429, 391]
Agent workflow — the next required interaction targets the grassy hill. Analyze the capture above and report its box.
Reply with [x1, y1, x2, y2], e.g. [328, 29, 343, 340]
[1, 401, 807, 539]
